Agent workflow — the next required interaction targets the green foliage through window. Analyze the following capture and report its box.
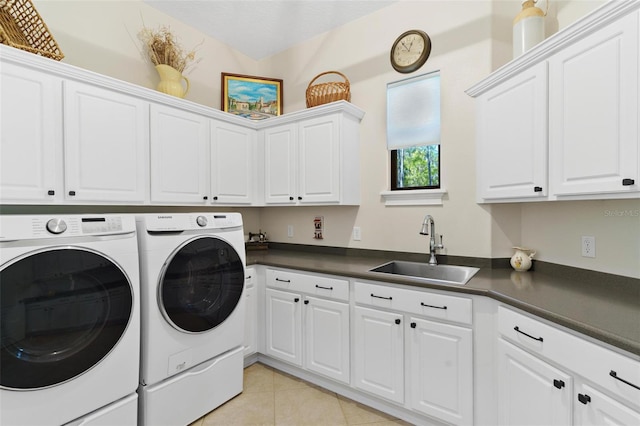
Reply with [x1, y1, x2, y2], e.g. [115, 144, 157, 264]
[391, 145, 440, 190]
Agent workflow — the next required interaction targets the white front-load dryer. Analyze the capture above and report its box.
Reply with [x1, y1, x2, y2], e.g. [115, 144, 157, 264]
[136, 213, 246, 426]
[0, 215, 140, 426]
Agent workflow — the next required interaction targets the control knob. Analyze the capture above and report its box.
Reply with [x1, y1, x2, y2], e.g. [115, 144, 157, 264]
[46, 218, 67, 234]
[196, 216, 208, 227]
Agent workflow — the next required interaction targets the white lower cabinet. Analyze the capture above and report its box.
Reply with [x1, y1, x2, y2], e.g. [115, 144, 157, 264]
[498, 306, 640, 426]
[304, 296, 349, 384]
[498, 338, 572, 426]
[265, 287, 303, 366]
[409, 317, 473, 425]
[264, 268, 350, 384]
[243, 267, 257, 356]
[353, 306, 405, 404]
[575, 383, 640, 426]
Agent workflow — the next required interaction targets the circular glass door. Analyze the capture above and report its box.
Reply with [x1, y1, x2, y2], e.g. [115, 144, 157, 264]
[0, 248, 133, 390]
[159, 236, 244, 333]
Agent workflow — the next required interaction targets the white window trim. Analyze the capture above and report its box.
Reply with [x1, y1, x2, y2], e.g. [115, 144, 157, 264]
[380, 188, 447, 206]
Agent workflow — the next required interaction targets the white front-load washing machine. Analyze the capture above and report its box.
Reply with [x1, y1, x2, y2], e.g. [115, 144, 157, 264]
[0, 214, 140, 426]
[136, 213, 246, 426]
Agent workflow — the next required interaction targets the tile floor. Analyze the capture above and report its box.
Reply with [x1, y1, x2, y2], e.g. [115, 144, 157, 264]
[189, 362, 412, 426]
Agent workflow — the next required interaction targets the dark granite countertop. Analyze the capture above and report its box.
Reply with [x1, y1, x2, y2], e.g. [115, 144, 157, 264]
[247, 247, 640, 357]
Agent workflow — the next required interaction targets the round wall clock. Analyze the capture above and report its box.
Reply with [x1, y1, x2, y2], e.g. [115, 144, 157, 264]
[390, 29, 432, 73]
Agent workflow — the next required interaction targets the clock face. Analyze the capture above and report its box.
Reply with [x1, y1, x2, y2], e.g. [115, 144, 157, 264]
[390, 30, 431, 73]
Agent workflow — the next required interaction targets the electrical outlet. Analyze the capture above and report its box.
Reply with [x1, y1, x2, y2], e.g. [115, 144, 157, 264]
[353, 226, 361, 241]
[581, 236, 596, 258]
[287, 225, 294, 238]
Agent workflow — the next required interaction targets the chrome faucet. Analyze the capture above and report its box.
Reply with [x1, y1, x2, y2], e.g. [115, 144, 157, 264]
[419, 215, 444, 265]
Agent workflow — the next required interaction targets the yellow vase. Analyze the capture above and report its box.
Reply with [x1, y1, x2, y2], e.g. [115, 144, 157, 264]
[155, 64, 190, 98]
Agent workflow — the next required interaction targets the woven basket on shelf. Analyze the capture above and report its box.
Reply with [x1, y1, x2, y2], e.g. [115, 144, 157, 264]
[0, 0, 64, 60]
[305, 71, 351, 108]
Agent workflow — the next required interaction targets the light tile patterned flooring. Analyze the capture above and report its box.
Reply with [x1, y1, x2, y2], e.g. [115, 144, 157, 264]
[189, 362, 412, 426]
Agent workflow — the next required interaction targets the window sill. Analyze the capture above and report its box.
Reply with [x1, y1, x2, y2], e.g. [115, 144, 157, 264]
[380, 188, 447, 206]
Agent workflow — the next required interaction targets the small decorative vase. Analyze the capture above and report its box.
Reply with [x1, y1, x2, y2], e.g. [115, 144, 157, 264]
[155, 64, 190, 98]
[510, 247, 536, 272]
[513, 0, 546, 58]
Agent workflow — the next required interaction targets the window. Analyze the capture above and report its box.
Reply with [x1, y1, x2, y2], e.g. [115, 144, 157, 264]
[387, 71, 441, 191]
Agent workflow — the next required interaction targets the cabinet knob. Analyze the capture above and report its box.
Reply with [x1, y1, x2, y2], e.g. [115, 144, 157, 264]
[395, 318, 401, 325]
[297, 196, 302, 200]
[534, 186, 543, 192]
[68, 190, 76, 196]
[577, 394, 591, 405]
[294, 298, 300, 303]
[622, 178, 635, 186]
[47, 190, 55, 196]
[553, 379, 565, 389]
[410, 322, 417, 328]
[213, 196, 218, 200]
[289, 196, 294, 201]
[203, 196, 208, 200]
[304, 300, 309, 305]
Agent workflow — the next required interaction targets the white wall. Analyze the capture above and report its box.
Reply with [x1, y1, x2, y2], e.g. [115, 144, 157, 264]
[31, 0, 639, 278]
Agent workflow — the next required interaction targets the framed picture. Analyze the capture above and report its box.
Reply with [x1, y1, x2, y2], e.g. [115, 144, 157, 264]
[221, 73, 283, 120]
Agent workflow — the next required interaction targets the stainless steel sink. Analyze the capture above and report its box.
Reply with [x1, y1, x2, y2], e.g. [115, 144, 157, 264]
[368, 260, 479, 285]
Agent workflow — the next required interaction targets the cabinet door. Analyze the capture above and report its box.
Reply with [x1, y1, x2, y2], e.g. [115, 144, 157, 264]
[304, 296, 349, 384]
[498, 338, 572, 426]
[150, 104, 209, 204]
[575, 383, 640, 426]
[408, 317, 473, 425]
[210, 121, 256, 204]
[476, 62, 548, 201]
[263, 124, 297, 204]
[243, 269, 257, 357]
[298, 114, 341, 204]
[265, 288, 302, 366]
[549, 12, 639, 197]
[64, 81, 148, 203]
[353, 306, 404, 404]
[0, 63, 62, 203]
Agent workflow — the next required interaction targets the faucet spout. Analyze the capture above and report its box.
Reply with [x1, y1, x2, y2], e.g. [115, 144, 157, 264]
[419, 215, 442, 265]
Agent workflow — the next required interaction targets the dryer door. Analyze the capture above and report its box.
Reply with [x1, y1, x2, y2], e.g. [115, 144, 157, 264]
[0, 248, 133, 389]
[159, 236, 244, 333]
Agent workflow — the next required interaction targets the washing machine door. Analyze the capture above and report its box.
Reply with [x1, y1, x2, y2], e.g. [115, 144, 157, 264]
[159, 236, 244, 333]
[0, 248, 133, 390]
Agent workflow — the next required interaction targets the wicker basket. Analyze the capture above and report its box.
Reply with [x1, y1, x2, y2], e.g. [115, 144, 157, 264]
[305, 71, 351, 108]
[0, 0, 64, 60]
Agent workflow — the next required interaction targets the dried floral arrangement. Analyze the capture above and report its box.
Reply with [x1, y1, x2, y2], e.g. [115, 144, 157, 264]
[138, 24, 200, 73]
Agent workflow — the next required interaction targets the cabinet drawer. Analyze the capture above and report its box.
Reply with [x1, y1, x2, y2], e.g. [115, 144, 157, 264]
[354, 281, 472, 325]
[245, 266, 256, 288]
[266, 268, 349, 301]
[499, 306, 640, 410]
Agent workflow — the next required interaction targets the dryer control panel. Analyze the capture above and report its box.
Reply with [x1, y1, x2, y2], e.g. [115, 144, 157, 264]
[0, 215, 134, 241]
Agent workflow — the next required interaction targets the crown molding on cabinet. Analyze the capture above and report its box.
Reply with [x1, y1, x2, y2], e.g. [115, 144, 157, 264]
[466, 0, 640, 97]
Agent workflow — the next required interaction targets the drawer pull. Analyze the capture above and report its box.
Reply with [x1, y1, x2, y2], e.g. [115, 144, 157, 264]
[371, 293, 392, 300]
[421, 302, 447, 310]
[577, 393, 591, 405]
[610, 370, 640, 391]
[553, 379, 565, 389]
[514, 326, 544, 342]
[245, 276, 252, 280]
[276, 278, 291, 283]
[315, 284, 333, 290]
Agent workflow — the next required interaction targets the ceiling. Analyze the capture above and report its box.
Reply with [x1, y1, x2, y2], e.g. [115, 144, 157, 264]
[143, 0, 395, 60]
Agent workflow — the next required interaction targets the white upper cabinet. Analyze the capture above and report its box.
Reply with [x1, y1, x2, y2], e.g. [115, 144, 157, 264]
[468, 2, 640, 202]
[549, 11, 639, 198]
[0, 63, 62, 203]
[476, 62, 548, 201]
[210, 121, 257, 205]
[263, 123, 298, 204]
[149, 104, 209, 204]
[64, 80, 149, 203]
[261, 102, 364, 206]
